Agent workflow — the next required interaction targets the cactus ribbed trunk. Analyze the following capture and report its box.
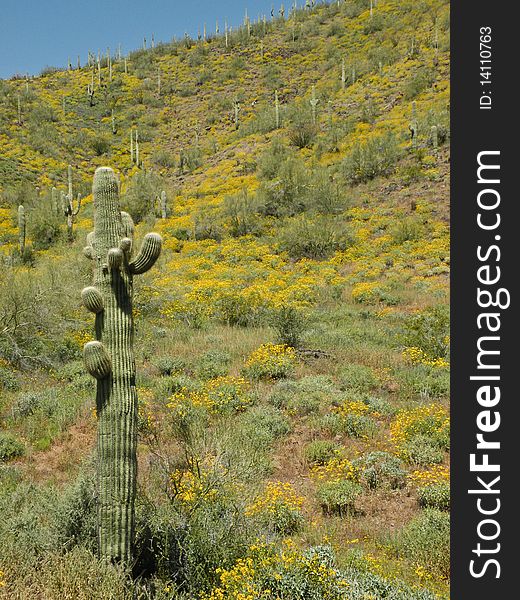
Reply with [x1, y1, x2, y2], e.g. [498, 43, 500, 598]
[94, 172, 135, 562]
[82, 167, 162, 563]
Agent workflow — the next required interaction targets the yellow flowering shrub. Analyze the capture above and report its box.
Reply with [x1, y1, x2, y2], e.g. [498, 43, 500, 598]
[311, 456, 360, 483]
[169, 457, 224, 505]
[201, 541, 350, 600]
[409, 464, 450, 487]
[402, 347, 449, 368]
[245, 482, 304, 534]
[167, 376, 253, 415]
[243, 344, 296, 380]
[390, 404, 450, 460]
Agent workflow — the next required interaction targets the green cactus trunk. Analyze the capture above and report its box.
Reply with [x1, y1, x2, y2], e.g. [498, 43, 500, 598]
[82, 167, 162, 562]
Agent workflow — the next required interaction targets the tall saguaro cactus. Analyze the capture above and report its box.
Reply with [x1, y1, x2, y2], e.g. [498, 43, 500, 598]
[81, 167, 162, 563]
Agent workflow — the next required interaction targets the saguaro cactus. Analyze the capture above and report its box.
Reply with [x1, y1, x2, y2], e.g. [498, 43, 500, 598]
[310, 85, 319, 125]
[409, 101, 418, 149]
[82, 167, 162, 563]
[431, 125, 438, 152]
[233, 100, 241, 130]
[51, 187, 58, 215]
[160, 190, 167, 219]
[63, 165, 82, 240]
[18, 205, 26, 255]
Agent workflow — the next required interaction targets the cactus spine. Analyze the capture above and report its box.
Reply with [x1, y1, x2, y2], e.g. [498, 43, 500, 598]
[18, 205, 26, 255]
[82, 167, 162, 563]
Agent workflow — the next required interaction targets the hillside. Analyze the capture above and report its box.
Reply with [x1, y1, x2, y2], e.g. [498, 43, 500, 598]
[0, 1, 450, 598]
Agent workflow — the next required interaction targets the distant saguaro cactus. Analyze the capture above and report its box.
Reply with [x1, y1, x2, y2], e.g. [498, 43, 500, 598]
[431, 125, 438, 152]
[409, 101, 418, 149]
[51, 187, 58, 215]
[160, 190, 167, 219]
[233, 100, 241, 130]
[310, 85, 319, 125]
[63, 165, 82, 240]
[18, 205, 26, 255]
[82, 167, 162, 563]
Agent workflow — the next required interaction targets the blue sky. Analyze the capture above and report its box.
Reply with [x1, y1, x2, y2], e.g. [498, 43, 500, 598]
[0, 0, 279, 79]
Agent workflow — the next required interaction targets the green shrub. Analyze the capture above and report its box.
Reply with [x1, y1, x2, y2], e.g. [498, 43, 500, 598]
[403, 305, 450, 362]
[269, 305, 307, 348]
[339, 363, 379, 393]
[0, 432, 25, 461]
[389, 509, 450, 578]
[223, 189, 261, 237]
[196, 349, 231, 379]
[152, 149, 176, 168]
[153, 356, 186, 376]
[319, 412, 344, 436]
[278, 215, 351, 260]
[352, 451, 407, 490]
[286, 393, 322, 417]
[341, 414, 377, 439]
[155, 374, 198, 398]
[89, 135, 111, 156]
[11, 391, 42, 418]
[0, 365, 19, 391]
[54, 465, 97, 551]
[342, 132, 402, 184]
[257, 156, 309, 217]
[418, 482, 450, 511]
[269, 376, 337, 411]
[362, 396, 396, 417]
[240, 405, 292, 446]
[403, 67, 436, 100]
[304, 440, 341, 465]
[286, 101, 318, 149]
[27, 203, 62, 249]
[179, 145, 203, 173]
[317, 479, 363, 516]
[122, 170, 164, 223]
[397, 364, 450, 400]
[402, 435, 444, 466]
[391, 217, 426, 244]
[288, 119, 318, 149]
[57, 360, 92, 391]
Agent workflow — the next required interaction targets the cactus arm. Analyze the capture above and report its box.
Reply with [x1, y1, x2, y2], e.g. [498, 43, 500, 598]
[83, 231, 96, 259]
[129, 232, 162, 274]
[83, 341, 112, 379]
[121, 211, 135, 238]
[72, 193, 82, 217]
[82, 286, 104, 313]
[107, 247, 124, 270]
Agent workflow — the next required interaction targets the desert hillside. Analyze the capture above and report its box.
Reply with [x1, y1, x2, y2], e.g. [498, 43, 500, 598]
[0, 1, 450, 598]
